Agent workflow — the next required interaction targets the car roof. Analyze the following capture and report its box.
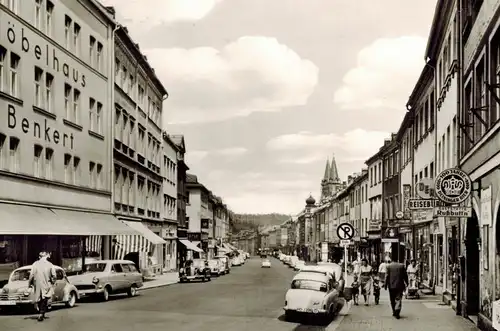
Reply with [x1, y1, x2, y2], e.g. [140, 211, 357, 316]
[293, 271, 330, 282]
[15, 265, 63, 271]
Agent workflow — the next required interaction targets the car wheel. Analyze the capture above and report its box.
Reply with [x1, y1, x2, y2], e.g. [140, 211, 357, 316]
[127, 285, 138, 297]
[66, 291, 77, 308]
[102, 286, 110, 301]
[284, 310, 295, 322]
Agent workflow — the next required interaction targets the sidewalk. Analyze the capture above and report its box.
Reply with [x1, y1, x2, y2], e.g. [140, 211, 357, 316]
[140, 271, 179, 290]
[333, 289, 479, 331]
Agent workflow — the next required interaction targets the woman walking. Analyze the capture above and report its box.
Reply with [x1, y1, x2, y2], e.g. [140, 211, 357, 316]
[358, 258, 373, 306]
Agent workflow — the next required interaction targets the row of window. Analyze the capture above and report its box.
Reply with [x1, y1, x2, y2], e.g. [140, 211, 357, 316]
[0, 133, 104, 189]
[114, 107, 162, 166]
[369, 162, 382, 187]
[437, 117, 456, 174]
[384, 150, 399, 179]
[0, 47, 20, 98]
[349, 183, 368, 208]
[113, 164, 162, 219]
[163, 155, 177, 185]
[384, 194, 401, 220]
[413, 91, 435, 145]
[414, 162, 435, 188]
[115, 60, 162, 128]
[164, 194, 176, 218]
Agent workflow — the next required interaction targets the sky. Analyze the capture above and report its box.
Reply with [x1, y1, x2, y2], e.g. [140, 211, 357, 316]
[102, 0, 437, 214]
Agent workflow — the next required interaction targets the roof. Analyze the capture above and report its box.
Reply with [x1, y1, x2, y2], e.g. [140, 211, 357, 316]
[395, 111, 413, 142]
[162, 132, 180, 151]
[424, 0, 455, 61]
[406, 64, 434, 110]
[293, 270, 331, 282]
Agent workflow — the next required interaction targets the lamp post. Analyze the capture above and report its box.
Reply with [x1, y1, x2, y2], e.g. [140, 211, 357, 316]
[305, 195, 316, 262]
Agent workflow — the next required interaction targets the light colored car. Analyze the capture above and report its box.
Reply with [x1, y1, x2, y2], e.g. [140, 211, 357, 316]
[0, 265, 79, 311]
[284, 270, 343, 323]
[208, 259, 224, 276]
[261, 259, 271, 268]
[232, 256, 243, 266]
[294, 260, 306, 271]
[215, 256, 230, 274]
[68, 260, 143, 301]
[288, 256, 299, 268]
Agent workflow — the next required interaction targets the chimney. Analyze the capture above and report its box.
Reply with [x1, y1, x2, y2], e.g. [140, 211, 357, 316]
[384, 138, 391, 146]
[391, 133, 397, 140]
[105, 6, 116, 17]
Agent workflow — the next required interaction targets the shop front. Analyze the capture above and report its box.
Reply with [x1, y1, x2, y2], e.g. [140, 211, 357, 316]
[412, 209, 434, 289]
[432, 217, 446, 295]
[162, 223, 177, 272]
[0, 203, 138, 285]
[367, 219, 382, 265]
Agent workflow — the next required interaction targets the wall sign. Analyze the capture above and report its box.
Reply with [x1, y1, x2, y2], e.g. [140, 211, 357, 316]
[416, 178, 435, 199]
[435, 168, 472, 204]
[481, 186, 492, 226]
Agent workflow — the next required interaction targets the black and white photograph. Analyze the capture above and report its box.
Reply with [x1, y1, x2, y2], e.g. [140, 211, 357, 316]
[0, 0, 498, 330]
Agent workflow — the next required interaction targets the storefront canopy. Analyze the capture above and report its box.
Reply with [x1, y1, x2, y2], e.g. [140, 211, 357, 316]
[0, 204, 138, 235]
[179, 239, 204, 253]
[121, 221, 166, 245]
[223, 243, 238, 252]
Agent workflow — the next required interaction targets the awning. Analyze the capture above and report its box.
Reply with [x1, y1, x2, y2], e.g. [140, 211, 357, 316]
[224, 243, 238, 251]
[121, 221, 166, 245]
[216, 245, 230, 254]
[179, 239, 204, 253]
[0, 204, 137, 235]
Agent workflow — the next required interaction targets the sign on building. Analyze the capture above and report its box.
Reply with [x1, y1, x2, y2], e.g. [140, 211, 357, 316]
[416, 178, 435, 199]
[434, 206, 472, 218]
[408, 199, 445, 210]
[435, 168, 472, 204]
[481, 186, 492, 226]
[382, 227, 399, 243]
[403, 184, 412, 219]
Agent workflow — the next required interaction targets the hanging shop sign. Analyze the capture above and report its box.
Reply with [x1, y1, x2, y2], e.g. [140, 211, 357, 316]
[403, 184, 412, 219]
[433, 206, 472, 218]
[416, 178, 435, 199]
[408, 198, 446, 210]
[435, 168, 472, 204]
[382, 227, 399, 243]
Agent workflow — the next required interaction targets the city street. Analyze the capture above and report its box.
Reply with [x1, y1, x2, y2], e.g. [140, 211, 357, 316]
[0, 258, 479, 331]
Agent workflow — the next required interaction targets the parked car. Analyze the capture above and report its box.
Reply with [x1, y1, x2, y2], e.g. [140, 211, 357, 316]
[68, 259, 143, 302]
[208, 259, 224, 276]
[0, 265, 79, 311]
[215, 256, 231, 274]
[284, 270, 344, 323]
[288, 256, 299, 268]
[261, 259, 271, 268]
[294, 260, 306, 271]
[179, 259, 211, 282]
[231, 256, 243, 266]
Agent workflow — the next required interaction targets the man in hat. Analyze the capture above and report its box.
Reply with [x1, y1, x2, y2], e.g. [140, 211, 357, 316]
[29, 252, 56, 321]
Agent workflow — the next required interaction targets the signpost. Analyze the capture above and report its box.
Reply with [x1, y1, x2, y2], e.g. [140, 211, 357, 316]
[337, 222, 355, 281]
[395, 211, 404, 219]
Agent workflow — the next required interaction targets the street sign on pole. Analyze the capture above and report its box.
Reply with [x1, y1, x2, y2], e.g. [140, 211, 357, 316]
[340, 239, 351, 247]
[337, 223, 355, 240]
[395, 211, 404, 219]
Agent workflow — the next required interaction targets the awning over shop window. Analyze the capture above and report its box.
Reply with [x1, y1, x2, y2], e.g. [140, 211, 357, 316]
[223, 243, 237, 252]
[121, 221, 166, 245]
[0, 204, 138, 235]
[85, 235, 102, 255]
[179, 239, 204, 253]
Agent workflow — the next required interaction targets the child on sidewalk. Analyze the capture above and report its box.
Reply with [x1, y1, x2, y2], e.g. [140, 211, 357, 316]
[351, 274, 360, 305]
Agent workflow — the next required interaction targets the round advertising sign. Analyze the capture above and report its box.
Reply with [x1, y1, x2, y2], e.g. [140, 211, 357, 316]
[434, 168, 472, 204]
[416, 178, 435, 199]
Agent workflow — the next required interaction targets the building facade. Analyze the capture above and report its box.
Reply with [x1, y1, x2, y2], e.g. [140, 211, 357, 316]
[161, 133, 178, 271]
[0, 0, 141, 283]
[185, 173, 208, 259]
[110, 24, 168, 275]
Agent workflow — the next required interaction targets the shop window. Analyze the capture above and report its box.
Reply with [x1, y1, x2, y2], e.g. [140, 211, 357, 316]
[0, 235, 22, 264]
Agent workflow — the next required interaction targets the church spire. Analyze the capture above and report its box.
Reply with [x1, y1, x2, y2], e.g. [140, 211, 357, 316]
[323, 159, 330, 181]
[329, 154, 340, 182]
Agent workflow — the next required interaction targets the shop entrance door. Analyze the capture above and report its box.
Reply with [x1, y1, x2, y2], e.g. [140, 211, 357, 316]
[465, 211, 480, 316]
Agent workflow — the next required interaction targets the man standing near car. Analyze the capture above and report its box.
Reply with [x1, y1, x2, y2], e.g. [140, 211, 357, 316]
[29, 252, 56, 322]
[384, 260, 408, 319]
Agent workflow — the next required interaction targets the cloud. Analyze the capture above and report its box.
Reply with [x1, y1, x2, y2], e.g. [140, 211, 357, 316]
[144, 36, 319, 124]
[266, 129, 391, 164]
[100, 0, 222, 30]
[186, 147, 248, 164]
[333, 36, 426, 111]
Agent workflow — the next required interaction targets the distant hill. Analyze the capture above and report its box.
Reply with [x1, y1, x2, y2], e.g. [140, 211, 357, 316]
[234, 213, 290, 229]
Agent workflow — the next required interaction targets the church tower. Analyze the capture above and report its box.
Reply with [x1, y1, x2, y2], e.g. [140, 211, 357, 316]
[320, 154, 342, 201]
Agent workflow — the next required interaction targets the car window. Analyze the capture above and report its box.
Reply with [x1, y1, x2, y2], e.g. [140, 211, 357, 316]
[55, 269, 65, 280]
[10, 269, 30, 281]
[112, 264, 123, 273]
[84, 263, 107, 272]
[291, 279, 328, 292]
[127, 264, 138, 273]
[121, 264, 131, 272]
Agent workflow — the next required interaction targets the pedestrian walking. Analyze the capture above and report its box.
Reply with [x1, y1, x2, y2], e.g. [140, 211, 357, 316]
[384, 260, 408, 319]
[357, 258, 373, 306]
[28, 252, 56, 322]
[378, 258, 390, 287]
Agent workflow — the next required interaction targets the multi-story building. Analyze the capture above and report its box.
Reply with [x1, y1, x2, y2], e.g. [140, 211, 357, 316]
[406, 63, 437, 289]
[0, 0, 139, 283]
[169, 134, 189, 268]
[365, 148, 384, 264]
[161, 133, 179, 271]
[456, 0, 500, 327]
[380, 134, 402, 262]
[425, 0, 459, 305]
[185, 173, 209, 259]
[110, 24, 168, 275]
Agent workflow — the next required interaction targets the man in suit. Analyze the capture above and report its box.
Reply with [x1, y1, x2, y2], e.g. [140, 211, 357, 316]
[384, 260, 408, 319]
[29, 252, 56, 322]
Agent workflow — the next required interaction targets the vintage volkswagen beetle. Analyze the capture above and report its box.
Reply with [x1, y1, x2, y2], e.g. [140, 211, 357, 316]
[0, 265, 79, 311]
[284, 270, 344, 323]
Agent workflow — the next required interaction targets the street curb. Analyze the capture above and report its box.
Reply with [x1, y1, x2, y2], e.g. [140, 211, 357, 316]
[138, 281, 179, 291]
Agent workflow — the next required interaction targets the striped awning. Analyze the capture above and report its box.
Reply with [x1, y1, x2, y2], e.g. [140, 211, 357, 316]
[112, 221, 167, 260]
[113, 234, 152, 260]
[85, 236, 102, 255]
